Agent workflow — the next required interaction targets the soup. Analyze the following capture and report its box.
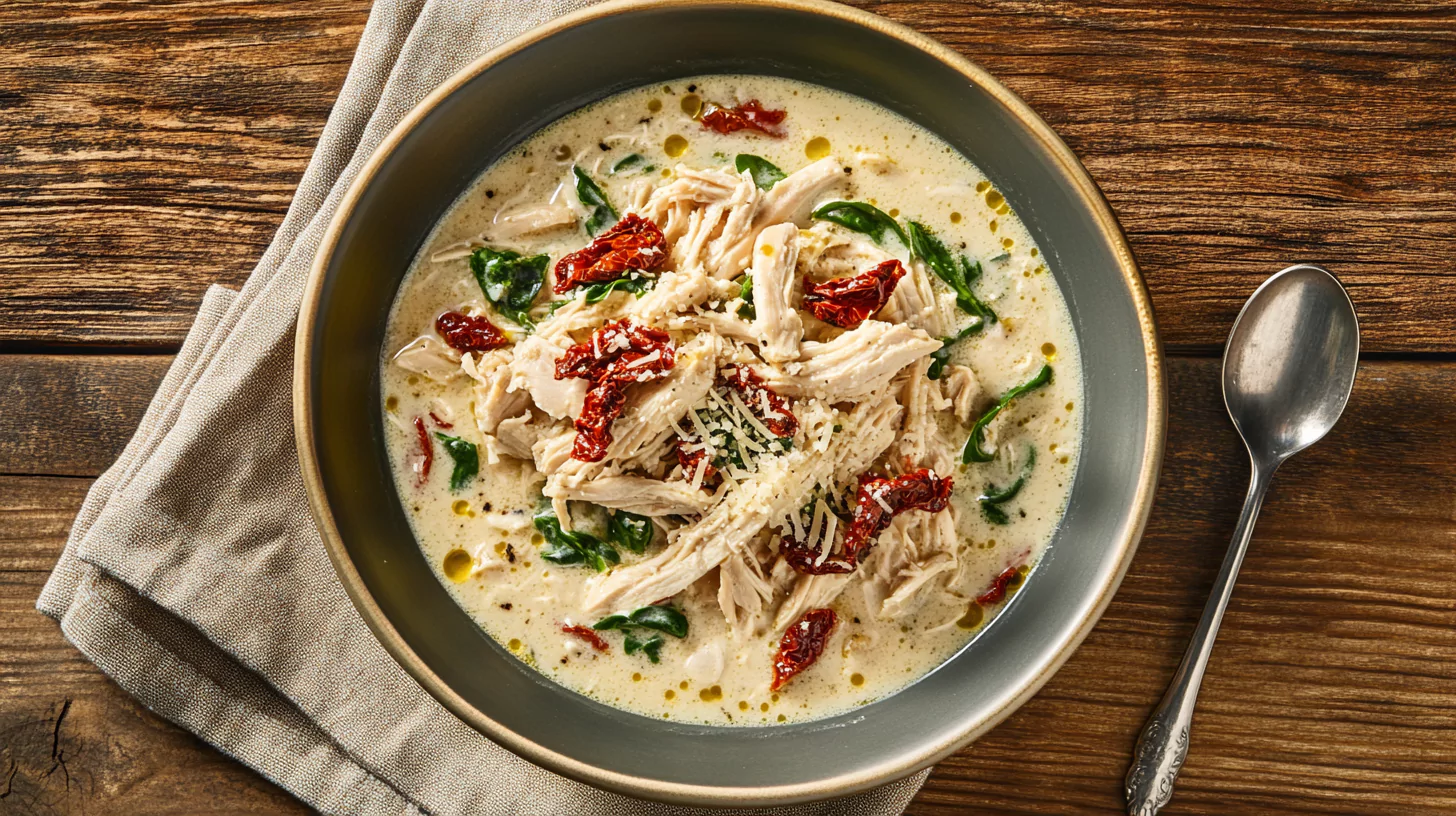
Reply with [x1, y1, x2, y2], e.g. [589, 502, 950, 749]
[381, 75, 1082, 725]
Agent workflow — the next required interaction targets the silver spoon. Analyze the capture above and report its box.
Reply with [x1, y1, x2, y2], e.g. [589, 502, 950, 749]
[1124, 264, 1360, 816]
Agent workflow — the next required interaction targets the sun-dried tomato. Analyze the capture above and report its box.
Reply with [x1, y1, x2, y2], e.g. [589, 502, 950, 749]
[435, 311, 509, 353]
[778, 532, 856, 575]
[700, 100, 788, 138]
[553, 213, 667, 294]
[676, 438, 718, 490]
[571, 384, 630, 462]
[413, 416, 433, 485]
[783, 469, 953, 575]
[429, 411, 453, 429]
[772, 608, 838, 691]
[802, 259, 906, 329]
[556, 320, 676, 462]
[976, 566, 1023, 606]
[561, 624, 609, 652]
[555, 320, 674, 385]
[843, 468, 952, 563]
[720, 367, 798, 438]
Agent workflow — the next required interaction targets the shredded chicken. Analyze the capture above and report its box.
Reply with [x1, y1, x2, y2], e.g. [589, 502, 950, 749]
[491, 204, 577, 239]
[410, 152, 994, 637]
[393, 337, 462, 383]
[770, 321, 943, 402]
[750, 223, 804, 363]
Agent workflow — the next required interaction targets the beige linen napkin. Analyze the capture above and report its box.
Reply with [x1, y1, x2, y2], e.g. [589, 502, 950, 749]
[36, 1, 929, 813]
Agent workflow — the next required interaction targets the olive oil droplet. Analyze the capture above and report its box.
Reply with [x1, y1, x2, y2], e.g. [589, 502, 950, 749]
[442, 548, 472, 582]
[1042, 342, 1057, 361]
[956, 603, 984, 630]
[664, 134, 689, 158]
[849, 673, 865, 687]
[805, 136, 831, 160]
[680, 94, 702, 118]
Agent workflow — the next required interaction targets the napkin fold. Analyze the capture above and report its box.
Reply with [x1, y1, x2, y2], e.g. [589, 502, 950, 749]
[36, 1, 928, 813]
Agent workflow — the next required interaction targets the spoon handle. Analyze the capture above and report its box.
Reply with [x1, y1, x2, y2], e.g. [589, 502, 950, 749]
[1124, 461, 1274, 816]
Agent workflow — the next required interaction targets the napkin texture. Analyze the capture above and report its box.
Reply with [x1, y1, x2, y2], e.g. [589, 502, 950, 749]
[36, 1, 929, 813]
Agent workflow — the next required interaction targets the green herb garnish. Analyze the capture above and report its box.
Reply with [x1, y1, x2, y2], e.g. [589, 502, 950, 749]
[735, 273, 756, 320]
[906, 220, 997, 324]
[593, 604, 690, 663]
[606, 510, 654, 554]
[532, 499, 619, 572]
[962, 364, 1053, 464]
[611, 153, 647, 174]
[811, 200, 909, 248]
[433, 433, 479, 490]
[927, 323, 982, 380]
[582, 275, 654, 304]
[979, 448, 1035, 525]
[735, 154, 786, 190]
[470, 247, 547, 329]
[572, 165, 618, 236]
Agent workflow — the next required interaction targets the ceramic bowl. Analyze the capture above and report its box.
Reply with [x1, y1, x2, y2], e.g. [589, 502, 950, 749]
[296, 0, 1164, 806]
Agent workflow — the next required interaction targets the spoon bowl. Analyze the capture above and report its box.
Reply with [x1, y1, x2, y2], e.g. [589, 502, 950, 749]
[1223, 264, 1361, 466]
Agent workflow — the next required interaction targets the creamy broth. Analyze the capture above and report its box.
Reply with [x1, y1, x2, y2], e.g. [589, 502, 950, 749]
[381, 75, 1082, 725]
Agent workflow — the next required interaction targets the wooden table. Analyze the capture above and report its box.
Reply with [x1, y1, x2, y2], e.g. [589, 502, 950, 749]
[3, 2, 1454, 813]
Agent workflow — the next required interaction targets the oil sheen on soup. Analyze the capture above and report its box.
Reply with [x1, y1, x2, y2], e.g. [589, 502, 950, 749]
[381, 75, 1082, 725]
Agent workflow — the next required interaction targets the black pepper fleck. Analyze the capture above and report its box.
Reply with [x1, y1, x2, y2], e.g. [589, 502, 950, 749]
[687, 84, 696, 92]
[843, 167, 852, 174]
[500, 603, 513, 610]
[598, 141, 610, 151]
[483, 502, 493, 511]
[505, 543, 516, 563]
[485, 190, 495, 198]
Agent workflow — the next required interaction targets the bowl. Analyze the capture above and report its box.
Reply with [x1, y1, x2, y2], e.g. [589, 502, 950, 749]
[295, 0, 1164, 806]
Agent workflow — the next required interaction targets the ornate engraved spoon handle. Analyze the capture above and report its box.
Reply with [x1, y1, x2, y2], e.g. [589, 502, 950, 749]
[1125, 462, 1274, 816]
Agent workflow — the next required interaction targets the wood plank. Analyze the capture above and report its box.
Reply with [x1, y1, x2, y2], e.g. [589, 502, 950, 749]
[0, 1, 367, 349]
[3, 1, 1455, 351]
[2, 358, 1453, 812]
[0, 355, 170, 477]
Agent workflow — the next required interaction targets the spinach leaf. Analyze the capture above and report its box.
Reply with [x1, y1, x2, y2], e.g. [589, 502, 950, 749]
[593, 603, 689, 663]
[962, 364, 1053, 464]
[470, 247, 547, 328]
[572, 165, 619, 236]
[734, 154, 786, 190]
[606, 510, 654, 554]
[927, 323, 983, 380]
[582, 275, 653, 304]
[623, 631, 664, 662]
[979, 447, 1036, 525]
[628, 604, 689, 637]
[433, 433, 479, 491]
[812, 201, 909, 248]
[905, 220, 997, 324]
[611, 153, 653, 174]
[532, 499, 619, 572]
[735, 273, 756, 320]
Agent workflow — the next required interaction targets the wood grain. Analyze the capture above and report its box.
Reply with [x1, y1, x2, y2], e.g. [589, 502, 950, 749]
[3, 0, 1455, 351]
[0, 1, 366, 350]
[0, 356, 169, 477]
[2, 357, 1452, 814]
